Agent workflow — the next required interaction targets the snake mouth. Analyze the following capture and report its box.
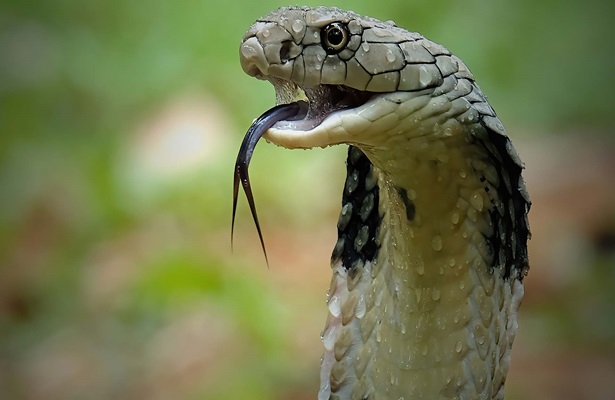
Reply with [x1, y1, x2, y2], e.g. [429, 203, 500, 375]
[269, 79, 374, 132]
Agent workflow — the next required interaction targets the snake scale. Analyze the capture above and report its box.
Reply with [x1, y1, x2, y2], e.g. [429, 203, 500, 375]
[233, 6, 531, 400]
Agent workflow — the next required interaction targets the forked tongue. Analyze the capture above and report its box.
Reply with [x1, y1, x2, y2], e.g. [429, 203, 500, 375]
[232, 101, 308, 265]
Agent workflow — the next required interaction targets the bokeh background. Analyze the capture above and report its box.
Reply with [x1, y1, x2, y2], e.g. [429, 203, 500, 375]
[1, 0, 614, 399]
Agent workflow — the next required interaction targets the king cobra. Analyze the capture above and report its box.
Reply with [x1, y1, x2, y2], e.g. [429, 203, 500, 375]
[232, 6, 531, 400]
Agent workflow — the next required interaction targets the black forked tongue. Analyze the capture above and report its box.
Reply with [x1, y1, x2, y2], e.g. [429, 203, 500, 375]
[232, 101, 308, 265]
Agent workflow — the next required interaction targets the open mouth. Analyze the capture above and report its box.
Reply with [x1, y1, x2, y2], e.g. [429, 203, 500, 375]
[269, 80, 374, 131]
[231, 82, 373, 262]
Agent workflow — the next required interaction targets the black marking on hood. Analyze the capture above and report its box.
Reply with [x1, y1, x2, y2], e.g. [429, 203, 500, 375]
[479, 125, 531, 281]
[331, 146, 382, 278]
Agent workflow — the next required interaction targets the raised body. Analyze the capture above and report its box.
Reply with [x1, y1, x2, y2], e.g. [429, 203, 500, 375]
[238, 7, 530, 400]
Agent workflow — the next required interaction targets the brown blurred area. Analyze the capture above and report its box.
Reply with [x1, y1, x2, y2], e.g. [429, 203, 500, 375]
[1, 1, 614, 399]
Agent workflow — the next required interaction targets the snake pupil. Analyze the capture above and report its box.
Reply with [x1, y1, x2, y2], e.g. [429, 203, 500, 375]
[328, 28, 343, 45]
[322, 22, 348, 54]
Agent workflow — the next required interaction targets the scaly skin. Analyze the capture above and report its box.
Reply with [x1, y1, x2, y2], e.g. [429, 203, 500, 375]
[239, 7, 531, 400]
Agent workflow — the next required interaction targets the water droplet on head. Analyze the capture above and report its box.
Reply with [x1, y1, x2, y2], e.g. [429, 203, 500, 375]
[459, 169, 467, 178]
[262, 29, 270, 38]
[361, 42, 370, 52]
[291, 19, 304, 33]
[431, 289, 441, 301]
[386, 49, 396, 62]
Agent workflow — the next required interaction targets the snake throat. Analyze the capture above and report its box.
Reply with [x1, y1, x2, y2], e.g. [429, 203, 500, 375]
[231, 101, 308, 264]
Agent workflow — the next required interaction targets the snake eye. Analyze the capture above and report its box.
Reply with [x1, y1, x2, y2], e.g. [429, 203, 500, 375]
[321, 22, 349, 54]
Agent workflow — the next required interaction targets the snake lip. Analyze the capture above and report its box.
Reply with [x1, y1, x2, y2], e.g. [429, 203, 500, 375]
[271, 82, 374, 132]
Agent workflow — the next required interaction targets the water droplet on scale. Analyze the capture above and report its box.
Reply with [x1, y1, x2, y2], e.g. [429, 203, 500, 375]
[241, 44, 256, 58]
[262, 29, 270, 38]
[416, 260, 425, 275]
[432, 235, 443, 251]
[361, 42, 370, 52]
[455, 341, 463, 353]
[291, 20, 304, 33]
[451, 212, 459, 225]
[470, 192, 484, 211]
[386, 49, 396, 62]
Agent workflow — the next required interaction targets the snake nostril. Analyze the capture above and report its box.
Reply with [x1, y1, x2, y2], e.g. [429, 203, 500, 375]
[280, 41, 292, 63]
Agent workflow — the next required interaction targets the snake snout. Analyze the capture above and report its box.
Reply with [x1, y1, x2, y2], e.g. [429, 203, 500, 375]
[240, 37, 268, 78]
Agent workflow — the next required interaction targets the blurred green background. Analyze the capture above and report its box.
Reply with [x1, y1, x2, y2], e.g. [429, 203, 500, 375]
[1, 0, 614, 399]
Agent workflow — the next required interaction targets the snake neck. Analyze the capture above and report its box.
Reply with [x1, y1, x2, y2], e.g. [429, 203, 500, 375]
[319, 139, 528, 400]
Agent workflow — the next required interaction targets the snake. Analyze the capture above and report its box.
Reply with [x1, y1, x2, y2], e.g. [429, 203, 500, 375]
[232, 6, 531, 400]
